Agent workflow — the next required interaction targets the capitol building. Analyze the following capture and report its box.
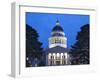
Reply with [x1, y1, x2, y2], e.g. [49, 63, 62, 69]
[45, 20, 70, 66]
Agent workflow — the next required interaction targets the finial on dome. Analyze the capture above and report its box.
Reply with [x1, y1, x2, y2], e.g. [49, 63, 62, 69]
[56, 19, 59, 22]
[56, 19, 60, 25]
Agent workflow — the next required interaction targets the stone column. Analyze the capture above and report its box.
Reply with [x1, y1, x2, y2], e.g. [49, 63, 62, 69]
[64, 53, 67, 64]
[48, 53, 51, 66]
[55, 53, 57, 65]
[53, 53, 55, 65]
[60, 53, 63, 65]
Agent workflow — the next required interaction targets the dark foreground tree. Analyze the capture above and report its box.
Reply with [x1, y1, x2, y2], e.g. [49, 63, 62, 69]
[26, 24, 44, 67]
[70, 24, 89, 65]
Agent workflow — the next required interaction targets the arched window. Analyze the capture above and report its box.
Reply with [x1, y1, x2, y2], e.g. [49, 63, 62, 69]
[52, 38, 55, 44]
[55, 38, 58, 43]
[59, 39, 61, 43]
[61, 39, 66, 44]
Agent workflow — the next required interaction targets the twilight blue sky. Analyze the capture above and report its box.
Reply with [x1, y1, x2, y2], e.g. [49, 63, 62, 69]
[26, 12, 89, 49]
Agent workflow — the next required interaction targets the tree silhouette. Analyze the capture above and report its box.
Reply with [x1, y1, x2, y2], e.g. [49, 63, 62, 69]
[26, 24, 44, 67]
[70, 24, 89, 65]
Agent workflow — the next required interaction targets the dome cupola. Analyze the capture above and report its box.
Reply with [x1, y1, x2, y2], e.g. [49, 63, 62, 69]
[51, 20, 65, 37]
[52, 20, 64, 32]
